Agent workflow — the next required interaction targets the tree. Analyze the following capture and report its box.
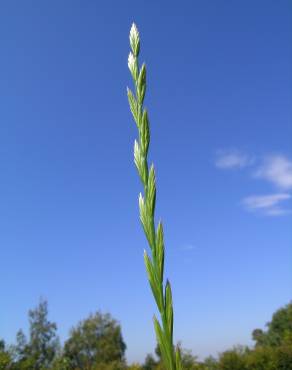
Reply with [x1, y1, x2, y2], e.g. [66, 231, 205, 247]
[144, 344, 202, 370]
[51, 356, 70, 370]
[253, 302, 292, 347]
[0, 339, 12, 369]
[128, 364, 143, 370]
[179, 348, 199, 370]
[203, 356, 218, 370]
[27, 298, 59, 369]
[12, 299, 59, 369]
[142, 354, 157, 370]
[217, 346, 247, 370]
[245, 346, 276, 370]
[13, 330, 29, 363]
[63, 311, 126, 369]
[275, 342, 292, 370]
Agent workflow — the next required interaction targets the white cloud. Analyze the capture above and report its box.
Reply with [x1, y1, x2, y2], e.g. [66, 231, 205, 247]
[181, 244, 196, 251]
[264, 208, 292, 216]
[242, 193, 291, 216]
[255, 155, 292, 189]
[215, 150, 292, 217]
[215, 150, 253, 169]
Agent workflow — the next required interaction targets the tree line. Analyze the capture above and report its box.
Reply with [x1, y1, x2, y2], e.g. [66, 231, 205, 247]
[0, 300, 291, 369]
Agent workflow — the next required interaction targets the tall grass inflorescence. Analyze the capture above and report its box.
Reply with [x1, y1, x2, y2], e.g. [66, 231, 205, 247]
[127, 24, 182, 370]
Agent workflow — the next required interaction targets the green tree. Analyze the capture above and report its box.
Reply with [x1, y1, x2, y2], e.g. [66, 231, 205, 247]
[128, 364, 143, 370]
[13, 329, 29, 364]
[11, 299, 59, 369]
[0, 340, 12, 369]
[253, 302, 292, 347]
[217, 346, 247, 370]
[51, 356, 70, 370]
[179, 348, 199, 370]
[274, 342, 292, 370]
[143, 354, 157, 370]
[203, 356, 218, 370]
[245, 346, 276, 370]
[63, 311, 126, 370]
[27, 298, 59, 369]
[146, 345, 201, 370]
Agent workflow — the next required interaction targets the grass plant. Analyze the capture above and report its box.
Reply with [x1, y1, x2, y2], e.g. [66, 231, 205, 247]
[127, 23, 182, 370]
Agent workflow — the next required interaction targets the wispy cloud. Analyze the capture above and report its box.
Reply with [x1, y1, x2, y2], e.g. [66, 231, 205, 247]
[215, 150, 253, 169]
[255, 155, 292, 190]
[242, 193, 291, 216]
[181, 244, 196, 251]
[215, 150, 292, 217]
[264, 207, 292, 216]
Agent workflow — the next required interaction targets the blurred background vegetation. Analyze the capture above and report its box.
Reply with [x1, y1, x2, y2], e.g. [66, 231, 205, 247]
[0, 300, 291, 369]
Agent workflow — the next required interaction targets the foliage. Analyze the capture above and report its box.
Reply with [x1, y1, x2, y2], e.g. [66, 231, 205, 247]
[179, 348, 199, 370]
[252, 302, 292, 347]
[245, 346, 276, 370]
[63, 311, 126, 370]
[133, 302, 292, 370]
[204, 303, 292, 370]
[128, 364, 143, 370]
[3, 300, 127, 370]
[203, 356, 218, 370]
[1, 298, 292, 370]
[9, 299, 59, 370]
[13, 329, 29, 363]
[127, 23, 182, 370]
[142, 345, 204, 370]
[217, 346, 248, 370]
[143, 354, 158, 370]
[27, 299, 60, 369]
[0, 340, 12, 369]
[274, 341, 292, 370]
[51, 356, 70, 370]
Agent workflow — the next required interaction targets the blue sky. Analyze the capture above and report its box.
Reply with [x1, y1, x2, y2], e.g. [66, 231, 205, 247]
[0, 0, 291, 364]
